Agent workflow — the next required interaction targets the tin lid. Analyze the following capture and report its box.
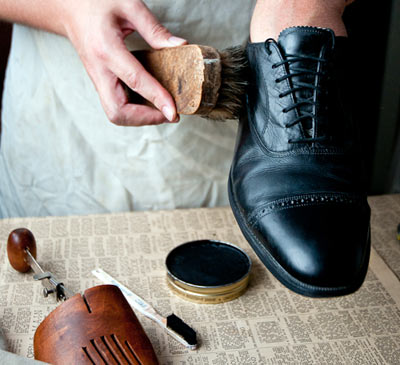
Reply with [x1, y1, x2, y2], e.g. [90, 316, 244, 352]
[165, 240, 252, 304]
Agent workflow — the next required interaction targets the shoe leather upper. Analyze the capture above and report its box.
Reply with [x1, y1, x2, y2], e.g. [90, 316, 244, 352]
[230, 27, 371, 288]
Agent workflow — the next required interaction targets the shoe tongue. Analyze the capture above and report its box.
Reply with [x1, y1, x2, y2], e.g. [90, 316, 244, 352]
[277, 27, 335, 137]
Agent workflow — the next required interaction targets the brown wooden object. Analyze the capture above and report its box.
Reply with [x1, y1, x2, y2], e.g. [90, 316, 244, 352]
[133, 45, 222, 115]
[34, 284, 159, 364]
[7, 228, 37, 273]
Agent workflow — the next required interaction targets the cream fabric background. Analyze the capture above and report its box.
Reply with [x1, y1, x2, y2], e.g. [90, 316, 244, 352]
[0, 0, 256, 217]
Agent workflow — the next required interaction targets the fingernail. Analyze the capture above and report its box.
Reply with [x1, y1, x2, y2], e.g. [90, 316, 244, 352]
[162, 106, 174, 122]
[168, 36, 187, 46]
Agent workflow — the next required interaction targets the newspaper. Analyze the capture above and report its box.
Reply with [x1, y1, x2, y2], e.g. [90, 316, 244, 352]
[0, 198, 400, 364]
[369, 194, 400, 280]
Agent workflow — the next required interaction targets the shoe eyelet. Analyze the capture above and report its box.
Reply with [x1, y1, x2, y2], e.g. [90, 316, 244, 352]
[264, 39, 274, 55]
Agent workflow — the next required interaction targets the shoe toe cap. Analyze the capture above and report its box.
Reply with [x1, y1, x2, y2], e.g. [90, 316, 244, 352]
[254, 201, 371, 289]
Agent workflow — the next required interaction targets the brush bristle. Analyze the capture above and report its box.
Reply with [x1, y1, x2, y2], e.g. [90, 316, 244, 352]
[203, 46, 248, 121]
[166, 314, 197, 346]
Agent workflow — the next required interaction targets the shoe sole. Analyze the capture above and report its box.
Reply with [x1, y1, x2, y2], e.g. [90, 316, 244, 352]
[228, 171, 371, 298]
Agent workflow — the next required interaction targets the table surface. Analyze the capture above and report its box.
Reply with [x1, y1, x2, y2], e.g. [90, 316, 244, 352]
[0, 195, 400, 364]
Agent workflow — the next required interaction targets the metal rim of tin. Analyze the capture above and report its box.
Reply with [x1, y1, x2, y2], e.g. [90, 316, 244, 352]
[165, 239, 252, 304]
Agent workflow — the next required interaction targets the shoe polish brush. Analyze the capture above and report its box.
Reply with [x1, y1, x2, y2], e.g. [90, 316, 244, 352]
[129, 44, 248, 120]
[92, 268, 198, 350]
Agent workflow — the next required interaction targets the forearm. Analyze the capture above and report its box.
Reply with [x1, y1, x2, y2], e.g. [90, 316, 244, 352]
[0, 0, 67, 36]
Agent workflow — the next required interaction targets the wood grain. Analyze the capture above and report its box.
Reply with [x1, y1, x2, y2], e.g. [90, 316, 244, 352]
[34, 285, 159, 364]
[132, 45, 221, 115]
[7, 228, 37, 273]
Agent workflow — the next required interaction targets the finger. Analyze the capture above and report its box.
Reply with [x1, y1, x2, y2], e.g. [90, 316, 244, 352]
[114, 104, 172, 126]
[109, 42, 179, 122]
[124, 0, 187, 49]
[90, 64, 169, 126]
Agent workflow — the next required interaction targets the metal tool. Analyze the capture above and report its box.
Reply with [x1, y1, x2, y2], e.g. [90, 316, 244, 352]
[6, 227, 159, 364]
[7, 228, 72, 301]
[93, 268, 197, 350]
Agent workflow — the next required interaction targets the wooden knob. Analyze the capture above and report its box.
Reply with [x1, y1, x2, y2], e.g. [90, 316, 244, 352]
[7, 228, 37, 273]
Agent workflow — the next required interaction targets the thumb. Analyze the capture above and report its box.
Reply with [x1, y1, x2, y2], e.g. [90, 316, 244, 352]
[128, 0, 187, 49]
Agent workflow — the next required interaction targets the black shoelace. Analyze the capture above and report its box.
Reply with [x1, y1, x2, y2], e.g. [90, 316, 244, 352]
[266, 42, 329, 144]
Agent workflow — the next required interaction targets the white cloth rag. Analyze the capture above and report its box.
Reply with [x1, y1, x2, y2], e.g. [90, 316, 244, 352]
[0, 0, 256, 217]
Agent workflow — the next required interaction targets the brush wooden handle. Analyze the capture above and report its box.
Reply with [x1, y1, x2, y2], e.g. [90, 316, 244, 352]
[132, 45, 222, 115]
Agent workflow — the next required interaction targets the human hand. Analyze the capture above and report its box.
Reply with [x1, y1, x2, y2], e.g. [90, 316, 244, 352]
[64, 0, 187, 126]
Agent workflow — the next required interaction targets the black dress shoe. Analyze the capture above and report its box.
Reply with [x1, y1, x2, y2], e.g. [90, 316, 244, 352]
[228, 26, 371, 297]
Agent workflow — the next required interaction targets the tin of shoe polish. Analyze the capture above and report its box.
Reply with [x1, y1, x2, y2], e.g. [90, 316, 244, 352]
[166, 240, 252, 304]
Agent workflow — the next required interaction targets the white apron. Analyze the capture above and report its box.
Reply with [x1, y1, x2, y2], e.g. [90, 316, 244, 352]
[0, 0, 256, 217]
